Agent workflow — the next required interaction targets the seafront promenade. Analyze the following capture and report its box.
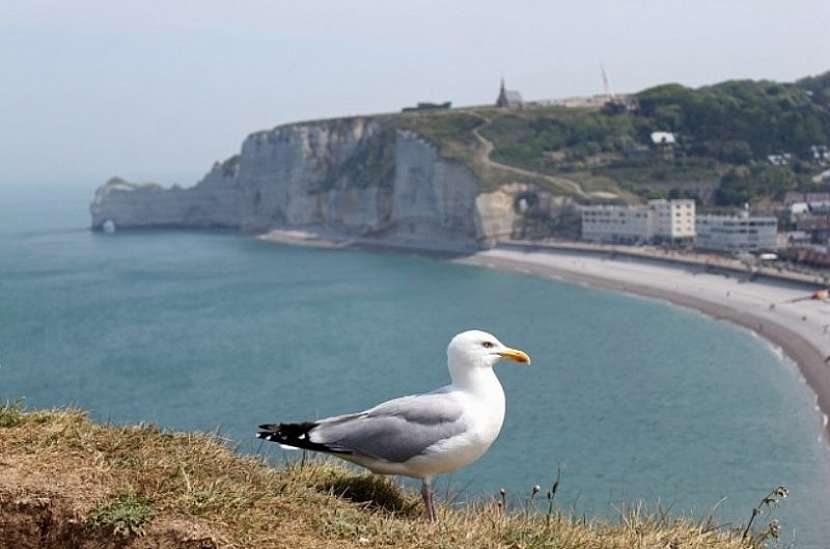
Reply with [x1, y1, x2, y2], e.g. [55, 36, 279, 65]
[498, 239, 827, 287]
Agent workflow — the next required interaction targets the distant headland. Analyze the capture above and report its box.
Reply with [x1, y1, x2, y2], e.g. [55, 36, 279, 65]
[91, 70, 830, 251]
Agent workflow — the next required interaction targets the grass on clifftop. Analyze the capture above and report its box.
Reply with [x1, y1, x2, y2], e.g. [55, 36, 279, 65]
[0, 404, 782, 548]
[396, 111, 482, 163]
[395, 110, 575, 195]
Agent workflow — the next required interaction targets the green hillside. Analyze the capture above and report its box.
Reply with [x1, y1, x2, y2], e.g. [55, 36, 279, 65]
[391, 70, 830, 207]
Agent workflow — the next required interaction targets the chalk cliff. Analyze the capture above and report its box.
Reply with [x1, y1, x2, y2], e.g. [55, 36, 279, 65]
[91, 116, 569, 247]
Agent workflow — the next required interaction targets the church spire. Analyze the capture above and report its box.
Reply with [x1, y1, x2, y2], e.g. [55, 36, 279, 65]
[496, 76, 508, 107]
[495, 76, 523, 108]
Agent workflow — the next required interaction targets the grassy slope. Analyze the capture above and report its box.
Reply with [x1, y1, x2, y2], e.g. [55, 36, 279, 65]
[394, 110, 569, 195]
[0, 405, 776, 549]
[476, 105, 732, 201]
[387, 72, 830, 206]
[389, 106, 725, 205]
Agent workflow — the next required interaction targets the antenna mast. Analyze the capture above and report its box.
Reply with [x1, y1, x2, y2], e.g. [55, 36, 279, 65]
[601, 62, 615, 100]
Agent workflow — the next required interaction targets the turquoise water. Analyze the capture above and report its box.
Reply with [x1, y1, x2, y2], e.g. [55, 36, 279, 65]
[2, 184, 830, 546]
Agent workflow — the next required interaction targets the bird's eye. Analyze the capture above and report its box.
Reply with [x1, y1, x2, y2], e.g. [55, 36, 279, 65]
[482, 341, 494, 349]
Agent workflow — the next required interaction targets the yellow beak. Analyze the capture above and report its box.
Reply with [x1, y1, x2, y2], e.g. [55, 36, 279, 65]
[497, 347, 531, 365]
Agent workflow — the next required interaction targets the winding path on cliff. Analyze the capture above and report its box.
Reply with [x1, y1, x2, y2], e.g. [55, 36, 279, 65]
[468, 112, 618, 201]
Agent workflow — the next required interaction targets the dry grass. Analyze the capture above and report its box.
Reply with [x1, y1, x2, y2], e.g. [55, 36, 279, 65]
[0, 406, 776, 548]
[0, 399, 24, 427]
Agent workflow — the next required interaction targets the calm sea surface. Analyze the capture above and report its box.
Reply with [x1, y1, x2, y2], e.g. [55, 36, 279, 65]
[2, 184, 830, 546]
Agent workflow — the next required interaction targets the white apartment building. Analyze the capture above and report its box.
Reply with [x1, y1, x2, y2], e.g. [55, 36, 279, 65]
[581, 205, 650, 243]
[652, 199, 696, 240]
[581, 199, 696, 244]
[695, 213, 778, 253]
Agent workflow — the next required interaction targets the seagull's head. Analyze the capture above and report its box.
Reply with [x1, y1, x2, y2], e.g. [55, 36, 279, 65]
[447, 330, 531, 371]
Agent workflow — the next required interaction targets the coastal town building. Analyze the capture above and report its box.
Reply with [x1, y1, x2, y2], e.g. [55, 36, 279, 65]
[811, 145, 830, 165]
[789, 201, 810, 222]
[496, 78, 523, 108]
[649, 131, 676, 146]
[784, 191, 830, 206]
[649, 131, 677, 159]
[654, 199, 696, 240]
[581, 205, 651, 243]
[534, 94, 636, 111]
[695, 212, 778, 253]
[795, 217, 830, 244]
[767, 153, 792, 166]
[780, 192, 830, 242]
[401, 101, 452, 113]
[581, 199, 695, 244]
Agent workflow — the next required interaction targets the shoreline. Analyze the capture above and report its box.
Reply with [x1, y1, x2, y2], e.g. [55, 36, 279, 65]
[256, 228, 478, 256]
[459, 248, 830, 443]
[258, 229, 830, 442]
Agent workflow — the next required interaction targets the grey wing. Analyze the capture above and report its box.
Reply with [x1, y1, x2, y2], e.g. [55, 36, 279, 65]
[309, 392, 468, 463]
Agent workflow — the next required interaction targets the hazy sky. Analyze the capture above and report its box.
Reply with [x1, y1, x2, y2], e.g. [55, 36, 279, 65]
[2, 0, 828, 186]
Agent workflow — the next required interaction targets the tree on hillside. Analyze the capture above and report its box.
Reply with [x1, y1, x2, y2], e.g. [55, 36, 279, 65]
[797, 70, 830, 109]
[636, 79, 830, 159]
[714, 165, 798, 206]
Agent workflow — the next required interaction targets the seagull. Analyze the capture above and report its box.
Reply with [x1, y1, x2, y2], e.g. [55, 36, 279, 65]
[257, 330, 531, 521]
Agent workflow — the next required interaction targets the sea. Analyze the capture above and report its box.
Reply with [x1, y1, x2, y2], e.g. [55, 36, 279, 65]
[2, 183, 830, 546]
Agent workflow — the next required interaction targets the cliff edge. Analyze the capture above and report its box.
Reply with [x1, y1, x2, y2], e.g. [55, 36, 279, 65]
[90, 114, 576, 248]
[0, 405, 768, 548]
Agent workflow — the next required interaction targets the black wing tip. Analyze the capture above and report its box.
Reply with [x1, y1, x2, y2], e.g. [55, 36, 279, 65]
[256, 422, 283, 443]
[255, 421, 315, 445]
[255, 421, 352, 454]
[256, 431, 281, 442]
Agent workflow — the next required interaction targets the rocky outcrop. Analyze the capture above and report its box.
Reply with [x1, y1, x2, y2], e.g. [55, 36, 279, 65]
[91, 117, 568, 247]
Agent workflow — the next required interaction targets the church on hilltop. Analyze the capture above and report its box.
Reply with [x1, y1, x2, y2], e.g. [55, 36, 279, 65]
[495, 78, 523, 108]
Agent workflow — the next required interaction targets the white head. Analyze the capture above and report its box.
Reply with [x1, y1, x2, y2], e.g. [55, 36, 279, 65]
[447, 330, 530, 381]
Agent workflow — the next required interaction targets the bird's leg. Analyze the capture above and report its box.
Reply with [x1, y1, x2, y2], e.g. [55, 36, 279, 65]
[421, 478, 436, 522]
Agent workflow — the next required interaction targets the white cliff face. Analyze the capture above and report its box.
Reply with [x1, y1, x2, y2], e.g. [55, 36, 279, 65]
[386, 131, 480, 244]
[475, 183, 573, 244]
[234, 118, 390, 233]
[90, 117, 557, 246]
